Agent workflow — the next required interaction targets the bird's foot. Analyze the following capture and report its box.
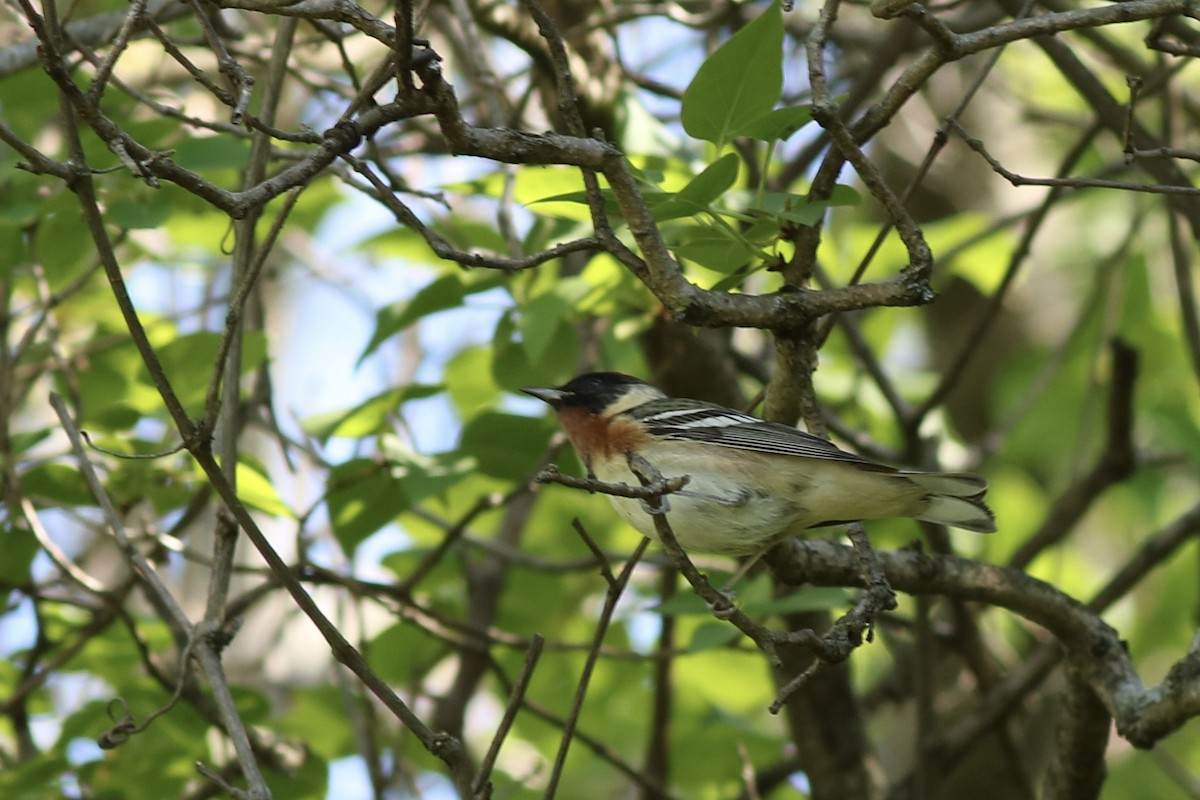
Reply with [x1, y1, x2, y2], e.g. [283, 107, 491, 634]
[639, 495, 670, 516]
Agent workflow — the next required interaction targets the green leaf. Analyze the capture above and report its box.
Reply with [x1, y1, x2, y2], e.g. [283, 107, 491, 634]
[20, 463, 93, 506]
[459, 411, 554, 481]
[656, 591, 712, 616]
[157, 330, 268, 414]
[302, 384, 442, 442]
[778, 204, 828, 228]
[490, 311, 579, 391]
[380, 443, 473, 505]
[9, 428, 51, 455]
[737, 105, 813, 142]
[681, 3, 784, 147]
[71, 337, 160, 430]
[278, 686, 357, 761]
[97, 441, 195, 513]
[616, 88, 687, 157]
[742, 586, 851, 614]
[523, 214, 592, 256]
[827, 183, 862, 206]
[667, 224, 754, 273]
[741, 213, 786, 244]
[528, 187, 632, 220]
[922, 212, 1011, 292]
[758, 186, 859, 213]
[368, 622, 447, 684]
[0, 199, 39, 225]
[688, 622, 741, 651]
[359, 225, 445, 265]
[0, 528, 38, 588]
[173, 136, 252, 171]
[435, 215, 513, 253]
[108, 196, 174, 229]
[361, 272, 505, 361]
[237, 461, 293, 518]
[516, 289, 570, 365]
[732, 187, 862, 231]
[445, 166, 587, 208]
[678, 153, 740, 205]
[326, 459, 408, 553]
[651, 153, 741, 223]
[445, 346, 501, 419]
[0, 755, 70, 800]
[0, 224, 33, 277]
[515, 280, 590, 364]
[73, 682, 207, 798]
[121, 117, 182, 154]
[35, 206, 97, 288]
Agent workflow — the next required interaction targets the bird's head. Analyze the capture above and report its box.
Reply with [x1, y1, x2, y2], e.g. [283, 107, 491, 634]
[522, 372, 664, 417]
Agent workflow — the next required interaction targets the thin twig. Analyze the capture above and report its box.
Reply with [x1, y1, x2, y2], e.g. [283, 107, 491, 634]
[544, 539, 649, 799]
[19, 496, 108, 595]
[202, 186, 303, 433]
[48, 395, 192, 631]
[950, 117, 1200, 196]
[86, 0, 149, 102]
[571, 518, 617, 587]
[535, 463, 690, 501]
[474, 635, 546, 795]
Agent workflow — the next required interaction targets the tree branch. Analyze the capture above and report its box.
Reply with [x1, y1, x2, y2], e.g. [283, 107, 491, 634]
[770, 519, 1200, 749]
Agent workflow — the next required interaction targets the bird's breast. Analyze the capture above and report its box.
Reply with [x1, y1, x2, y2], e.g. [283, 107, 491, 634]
[557, 408, 652, 465]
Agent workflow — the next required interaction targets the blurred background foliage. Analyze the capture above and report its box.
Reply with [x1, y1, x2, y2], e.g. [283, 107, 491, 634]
[2, 0, 1200, 798]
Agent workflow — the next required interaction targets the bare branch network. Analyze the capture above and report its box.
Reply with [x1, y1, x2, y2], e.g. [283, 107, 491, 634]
[3, 0, 1200, 797]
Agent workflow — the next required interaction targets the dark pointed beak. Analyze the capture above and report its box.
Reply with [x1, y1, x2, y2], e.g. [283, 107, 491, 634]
[521, 386, 567, 406]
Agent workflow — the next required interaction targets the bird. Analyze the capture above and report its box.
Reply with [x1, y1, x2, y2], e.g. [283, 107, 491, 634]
[523, 372, 995, 556]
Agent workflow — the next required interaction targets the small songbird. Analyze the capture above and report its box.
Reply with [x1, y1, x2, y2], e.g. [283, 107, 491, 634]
[523, 372, 995, 556]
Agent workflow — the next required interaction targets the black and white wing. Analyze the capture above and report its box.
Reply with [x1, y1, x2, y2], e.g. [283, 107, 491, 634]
[628, 399, 892, 471]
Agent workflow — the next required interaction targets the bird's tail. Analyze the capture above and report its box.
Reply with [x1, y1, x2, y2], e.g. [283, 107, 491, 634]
[904, 472, 996, 533]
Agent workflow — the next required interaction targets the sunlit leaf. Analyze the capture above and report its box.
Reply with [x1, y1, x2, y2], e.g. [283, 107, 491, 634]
[326, 459, 408, 553]
[236, 460, 294, 518]
[380, 441, 474, 505]
[361, 271, 506, 361]
[681, 2, 783, 146]
[445, 345, 502, 419]
[302, 384, 442, 442]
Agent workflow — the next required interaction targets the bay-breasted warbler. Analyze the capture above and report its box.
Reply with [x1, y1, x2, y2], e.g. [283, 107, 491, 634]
[524, 372, 995, 555]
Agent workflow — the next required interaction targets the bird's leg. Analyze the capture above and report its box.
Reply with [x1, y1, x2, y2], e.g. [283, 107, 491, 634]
[623, 450, 672, 515]
[639, 495, 670, 515]
[719, 543, 775, 595]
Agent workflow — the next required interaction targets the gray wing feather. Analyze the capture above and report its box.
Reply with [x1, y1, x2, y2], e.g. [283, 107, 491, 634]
[629, 400, 891, 470]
